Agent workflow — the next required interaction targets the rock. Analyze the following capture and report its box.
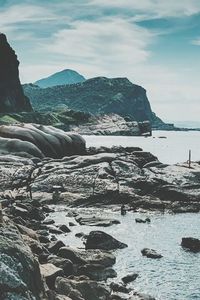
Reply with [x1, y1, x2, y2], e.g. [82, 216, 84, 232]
[48, 240, 66, 255]
[75, 232, 87, 239]
[141, 248, 163, 259]
[48, 226, 63, 234]
[76, 215, 120, 227]
[40, 263, 64, 289]
[0, 33, 32, 113]
[122, 273, 138, 284]
[0, 223, 45, 299]
[69, 222, 76, 226]
[85, 231, 128, 250]
[48, 257, 74, 277]
[77, 263, 117, 281]
[181, 237, 200, 253]
[16, 224, 38, 240]
[38, 235, 50, 244]
[110, 282, 130, 293]
[55, 276, 110, 300]
[129, 291, 156, 300]
[43, 218, 55, 225]
[58, 224, 71, 233]
[58, 247, 116, 267]
[135, 218, 150, 223]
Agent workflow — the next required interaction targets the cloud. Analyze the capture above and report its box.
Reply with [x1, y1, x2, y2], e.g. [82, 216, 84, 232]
[192, 38, 200, 45]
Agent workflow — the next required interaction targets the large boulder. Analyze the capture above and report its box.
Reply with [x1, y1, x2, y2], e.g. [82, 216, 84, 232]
[181, 237, 200, 252]
[0, 123, 86, 158]
[85, 231, 128, 250]
[55, 276, 110, 300]
[0, 33, 32, 113]
[0, 222, 45, 299]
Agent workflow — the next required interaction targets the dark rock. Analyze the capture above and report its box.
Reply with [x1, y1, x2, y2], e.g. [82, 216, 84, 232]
[0, 223, 45, 299]
[141, 248, 163, 259]
[75, 232, 87, 239]
[69, 222, 76, 226]
[48, 240, 66, 255]
[48, 257, 74, 277]
[38, 235, 50, 244]
[48, 226, 63, 234]
[40, 263, 64, 289]
[76, 215, 120, 227]
[43, 218, 55, 225]
[77, 263, 117, 281]
[0, 33, 32, 113]
[58, 247, 116, 267]
[110, 282, 130, 294]
[135, 218, 150, 224]
[181, 237, 200, 253]
[85, 231, 128, 250]
[122, 273, 138, 284]
[55, 276, 110, 300]
[58, 224, 71, 233]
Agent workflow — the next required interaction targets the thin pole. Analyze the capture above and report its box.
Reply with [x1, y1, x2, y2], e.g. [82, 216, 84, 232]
[188, 149, 191, 168]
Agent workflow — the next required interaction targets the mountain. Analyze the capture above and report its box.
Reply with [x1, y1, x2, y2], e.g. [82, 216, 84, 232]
[34, 69, 86, 88]
[24, 76, 164, 127]
[0, 33, 32, 113]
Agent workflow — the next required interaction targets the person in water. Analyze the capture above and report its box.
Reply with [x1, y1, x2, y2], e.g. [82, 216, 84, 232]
[121, 204, 126, 215]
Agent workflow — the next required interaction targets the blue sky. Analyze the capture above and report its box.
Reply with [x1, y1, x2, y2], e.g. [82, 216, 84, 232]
[0, 0, 200, 122]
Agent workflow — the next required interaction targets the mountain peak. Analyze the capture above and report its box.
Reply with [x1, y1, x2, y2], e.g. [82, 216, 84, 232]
[34, 69, 86, 88]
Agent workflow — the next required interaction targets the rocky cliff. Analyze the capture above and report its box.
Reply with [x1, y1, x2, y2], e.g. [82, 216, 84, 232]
[23, 77, 164, 126]
[0, 33, 32, 113]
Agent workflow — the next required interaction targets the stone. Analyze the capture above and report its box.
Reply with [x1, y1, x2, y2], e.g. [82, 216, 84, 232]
[43, 218, 55, 225]
[110, 282, 130, 294]
[58, 224, 71, 233]
[141, 248, 163, 259]
[122, 273, 138, 284]
[48, 257, 74, 277]
[77, 263, 117, 281]
[40, 263, 64, 289]
[85, 231, 128, 250]
[181, 237, 200, 253]
[0, 223, 45, 299]
[55, 276, 110, 300]
[76, 215, 120, 227]
[48, 240, 66, 255]
[58, 247, 116, 267]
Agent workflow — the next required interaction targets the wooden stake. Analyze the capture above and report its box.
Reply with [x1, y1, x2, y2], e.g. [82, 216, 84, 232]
[188, 150, 191, 168]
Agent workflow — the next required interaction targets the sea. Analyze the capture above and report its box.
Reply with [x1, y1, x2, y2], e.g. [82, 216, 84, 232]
[51, 131, 200, 300]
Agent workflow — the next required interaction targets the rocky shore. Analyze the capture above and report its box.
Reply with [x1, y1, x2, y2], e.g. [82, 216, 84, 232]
[0, 144, 200, 299]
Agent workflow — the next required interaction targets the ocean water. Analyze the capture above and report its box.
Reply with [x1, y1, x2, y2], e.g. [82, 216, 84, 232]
[50, 208, 200, 300]
[83, 130, 200, 164]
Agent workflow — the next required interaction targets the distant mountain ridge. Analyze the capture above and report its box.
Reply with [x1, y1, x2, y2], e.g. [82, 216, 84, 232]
[34, 69, 86, 88]
[24, 76, 165, 127]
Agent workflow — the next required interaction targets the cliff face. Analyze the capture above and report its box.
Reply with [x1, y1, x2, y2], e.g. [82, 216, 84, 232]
[0, 33, 32, 113]
[24, 77, 163, 126]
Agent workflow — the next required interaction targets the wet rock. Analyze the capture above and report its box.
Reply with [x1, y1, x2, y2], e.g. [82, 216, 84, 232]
[85, 231, 128, 250]
[40, 263, 64, 289]
[122, 273, 138, 284]
[135, 218, 150, 223]
[110, 282, 131, 293]
[141, 248, 163, 259]
[55, 276, 110, 300]
[38, 235, 50, 244]
[75, 232, 87, 239]
[58, 224, 71, 233]
[77, 263, 117, 281]
[181, 237, 200, 253]
[48, 257, 74, 277]
[69, 222, 76, 226]
[48, 240, 66, 255]
[76, 215, 120, 227]
[58, 247, 116, 267]
[48, 226, 63, 234]
[43, 218, 55, 225]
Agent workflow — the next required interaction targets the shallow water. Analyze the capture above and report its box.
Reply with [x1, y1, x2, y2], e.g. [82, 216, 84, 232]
[83, 130, 200, 165]
[50, 207, 200, 300]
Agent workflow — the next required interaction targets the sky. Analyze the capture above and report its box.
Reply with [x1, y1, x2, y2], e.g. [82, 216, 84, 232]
[0, 0, 200, 122]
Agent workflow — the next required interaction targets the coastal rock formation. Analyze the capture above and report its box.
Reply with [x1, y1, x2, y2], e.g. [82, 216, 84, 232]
[23, 77, 165, 127]
[0, 110, 152, 136]
[0, 33, 32, 113]
[0, 123, 86, 158]
[85, 231, 128, 250]
[181, 237, 200, 252]
[0, 222, 45, 299]
[35, 69, 86, 88]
